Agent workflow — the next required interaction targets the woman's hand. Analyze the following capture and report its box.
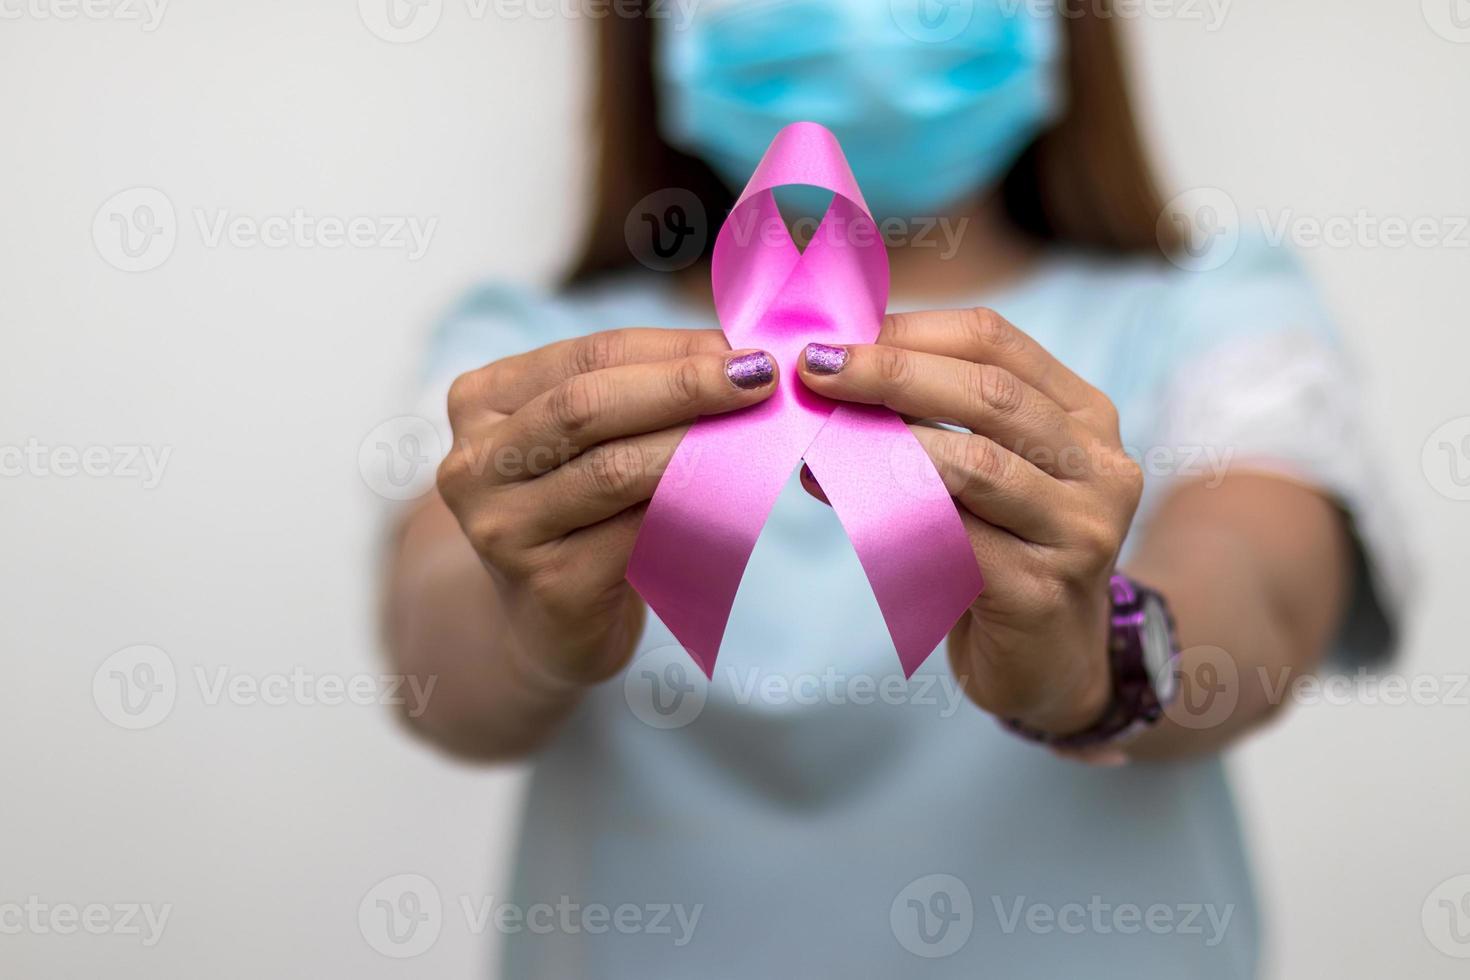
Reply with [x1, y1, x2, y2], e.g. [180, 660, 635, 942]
[796, 307, 1144, 737]
[436, 328, 777, 691]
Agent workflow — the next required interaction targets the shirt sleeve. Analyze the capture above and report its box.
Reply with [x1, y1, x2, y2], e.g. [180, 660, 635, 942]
[1134, 242, 1413, 667]
[410, 281, 591, 460]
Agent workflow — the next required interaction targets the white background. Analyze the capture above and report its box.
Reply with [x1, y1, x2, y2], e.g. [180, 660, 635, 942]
[2, 1, 1468, 976]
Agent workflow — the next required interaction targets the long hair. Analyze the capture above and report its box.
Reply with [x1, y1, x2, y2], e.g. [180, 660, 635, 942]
[564, 4, 1174, 287]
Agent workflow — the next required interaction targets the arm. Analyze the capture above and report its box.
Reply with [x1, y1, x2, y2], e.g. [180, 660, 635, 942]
[1121, 471, 1350, 759]
[384, 494, 599, 762]
[383, 327, 768, 763]
[798, 307, 1354, 761]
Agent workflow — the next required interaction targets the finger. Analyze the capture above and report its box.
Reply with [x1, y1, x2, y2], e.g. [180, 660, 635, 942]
[798, 343, 1086, 473]
[498, 506, 646, 622]
[491, 349, 776, 482]
[547, 503, 648, 599]
[450, 328, 729, 418]
[954, 509, 1033, 594]
[518, 427, 688, 542]
[440, 407, 508, 462]
[908, 427, 1069, 545]
[879, 308, 1098, 413]
[941, 511, 1040, 641]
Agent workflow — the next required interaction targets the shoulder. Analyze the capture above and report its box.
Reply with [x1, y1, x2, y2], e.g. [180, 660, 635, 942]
[1024, 237, 1337, 407]
[421, 272, 685, 382]
[1049, 236, 1333, 349]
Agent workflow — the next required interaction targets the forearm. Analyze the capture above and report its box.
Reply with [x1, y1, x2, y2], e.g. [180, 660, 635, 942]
[383, 497, 585, 762]
[387, 327, 762, 760]
[1120, 474, 1351, 760]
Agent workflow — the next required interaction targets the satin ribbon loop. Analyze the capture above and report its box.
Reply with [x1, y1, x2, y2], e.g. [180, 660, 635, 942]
[628, 121, 984, 679]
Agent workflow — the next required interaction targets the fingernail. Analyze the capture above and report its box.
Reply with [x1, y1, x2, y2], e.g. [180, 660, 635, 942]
[800, 464, 831, 505]
[803, 343, 848, 375]
[725, 350, 775, 390]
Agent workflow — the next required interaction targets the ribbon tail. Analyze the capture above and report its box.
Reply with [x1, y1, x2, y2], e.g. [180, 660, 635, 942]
[627, 399, 808, 677]
[803, 405, 985, 677]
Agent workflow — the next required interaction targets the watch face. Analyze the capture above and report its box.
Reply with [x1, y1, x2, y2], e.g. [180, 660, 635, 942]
[1141, 594, 1179, 704]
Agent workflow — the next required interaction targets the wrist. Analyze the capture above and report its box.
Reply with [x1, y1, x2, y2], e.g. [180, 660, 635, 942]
[1003, 574, 1183, 752]
[1001, 576, 1114, 736]
[506, 589, 646, 695]
[1004, 642, 1113, 737]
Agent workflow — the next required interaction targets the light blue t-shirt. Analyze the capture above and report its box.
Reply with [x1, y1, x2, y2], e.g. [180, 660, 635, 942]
[416, 242, 1402, 978]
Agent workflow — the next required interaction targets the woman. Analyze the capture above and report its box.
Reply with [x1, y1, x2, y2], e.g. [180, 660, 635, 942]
[386, 2, 1402, 976]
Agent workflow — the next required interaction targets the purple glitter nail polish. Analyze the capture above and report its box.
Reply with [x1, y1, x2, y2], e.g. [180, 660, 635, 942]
[803, 343, 848, 375]
[726, 351, 775, 390]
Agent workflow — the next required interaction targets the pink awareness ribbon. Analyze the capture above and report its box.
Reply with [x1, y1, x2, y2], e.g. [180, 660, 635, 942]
[627, 121, 984, 679]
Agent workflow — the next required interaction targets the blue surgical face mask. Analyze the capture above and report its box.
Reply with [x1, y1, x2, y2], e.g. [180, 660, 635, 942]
[655, 0, 1063, 220]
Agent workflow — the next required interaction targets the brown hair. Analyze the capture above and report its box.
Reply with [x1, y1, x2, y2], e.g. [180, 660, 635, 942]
[564, 4, 1173, 288]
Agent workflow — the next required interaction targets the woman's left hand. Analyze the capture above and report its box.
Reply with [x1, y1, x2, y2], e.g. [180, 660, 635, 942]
[796, 307, 1144, 737]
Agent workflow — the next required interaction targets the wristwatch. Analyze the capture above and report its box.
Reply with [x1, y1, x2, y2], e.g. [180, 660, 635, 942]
[1003, 574, 1181, 751]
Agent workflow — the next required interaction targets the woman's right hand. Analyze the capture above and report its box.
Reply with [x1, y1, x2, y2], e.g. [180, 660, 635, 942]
[436, 328, 778, 691]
